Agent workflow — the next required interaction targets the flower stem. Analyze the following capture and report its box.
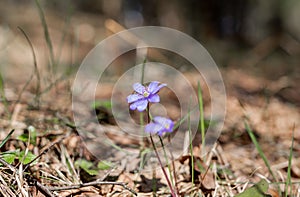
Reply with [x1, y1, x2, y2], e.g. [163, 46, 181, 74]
[159, 136, 174, 188]
[149, 135, 176, 197]
[140, 112, 145, 148]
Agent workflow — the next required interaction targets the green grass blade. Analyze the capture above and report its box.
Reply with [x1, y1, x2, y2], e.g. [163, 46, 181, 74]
[0, 71, 6, 101]
[104, 139, 131, 154]
[0, 130, 15, 149]
[0, 71, 10, 117]
[173, 104, 197, 131]
[17, 27, 41, 107]
[188, 100, 194, 185]
[197, 81, 205, 156]
[56, 3, 73, 66]
[34, 0, 56, 73]
[244, 122, 277, 182]
[139, 148, 151, 170]
[285, 128, 294, 197]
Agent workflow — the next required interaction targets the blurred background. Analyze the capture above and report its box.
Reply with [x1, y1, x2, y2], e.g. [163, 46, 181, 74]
[0, 0, 299, 104]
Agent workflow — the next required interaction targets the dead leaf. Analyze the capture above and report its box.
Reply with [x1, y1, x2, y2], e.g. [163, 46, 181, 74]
[179, 155, 215, 190]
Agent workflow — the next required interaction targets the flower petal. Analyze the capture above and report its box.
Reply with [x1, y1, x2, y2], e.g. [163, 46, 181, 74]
[153, 116, 174, 132]
[135, 99, 148, 111]
[145, 116, 174, 136]
[129, 102, 138, 110]
[127, 94, 144, 103]
[153, 116, 169, 125]
[166, 121, 174, 132]
[148, 94, 160, 103]
[149, 82, 166, 94]
[148, 81, 159, 92]
[157, 130, 165, 136]
[144, 122, 156, 134]
[145, 122, 163, 134]
[133, 83, 145, 94]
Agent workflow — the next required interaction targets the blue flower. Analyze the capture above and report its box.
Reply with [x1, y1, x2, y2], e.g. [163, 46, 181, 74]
[145, 116, 174, 136]
[127, 81, 166, 112]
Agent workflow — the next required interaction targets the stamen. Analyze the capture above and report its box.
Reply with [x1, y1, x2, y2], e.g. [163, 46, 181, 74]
[143, 91, 150, 97]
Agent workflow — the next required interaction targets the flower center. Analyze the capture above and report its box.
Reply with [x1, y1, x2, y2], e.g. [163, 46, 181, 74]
[143, 91, 150, 97]
[164, 123, 170, 129]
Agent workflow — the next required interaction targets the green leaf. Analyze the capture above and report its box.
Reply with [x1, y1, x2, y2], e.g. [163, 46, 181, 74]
[75, 159, 98, 176]
[1, 151, 18, 164]
[97, 160, 113, 170]
[19, 150, 37, 165]
[17, 126, 37, 145]
[17, 134, 29, 142]
[0, 149, 37, 165]
[235, 179, 269, 197]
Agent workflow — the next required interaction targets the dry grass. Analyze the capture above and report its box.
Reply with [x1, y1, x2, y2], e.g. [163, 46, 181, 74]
[0, 84, 299, 196]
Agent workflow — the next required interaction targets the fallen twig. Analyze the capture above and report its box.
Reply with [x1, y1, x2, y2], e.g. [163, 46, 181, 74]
[46, 180, 137, 196]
